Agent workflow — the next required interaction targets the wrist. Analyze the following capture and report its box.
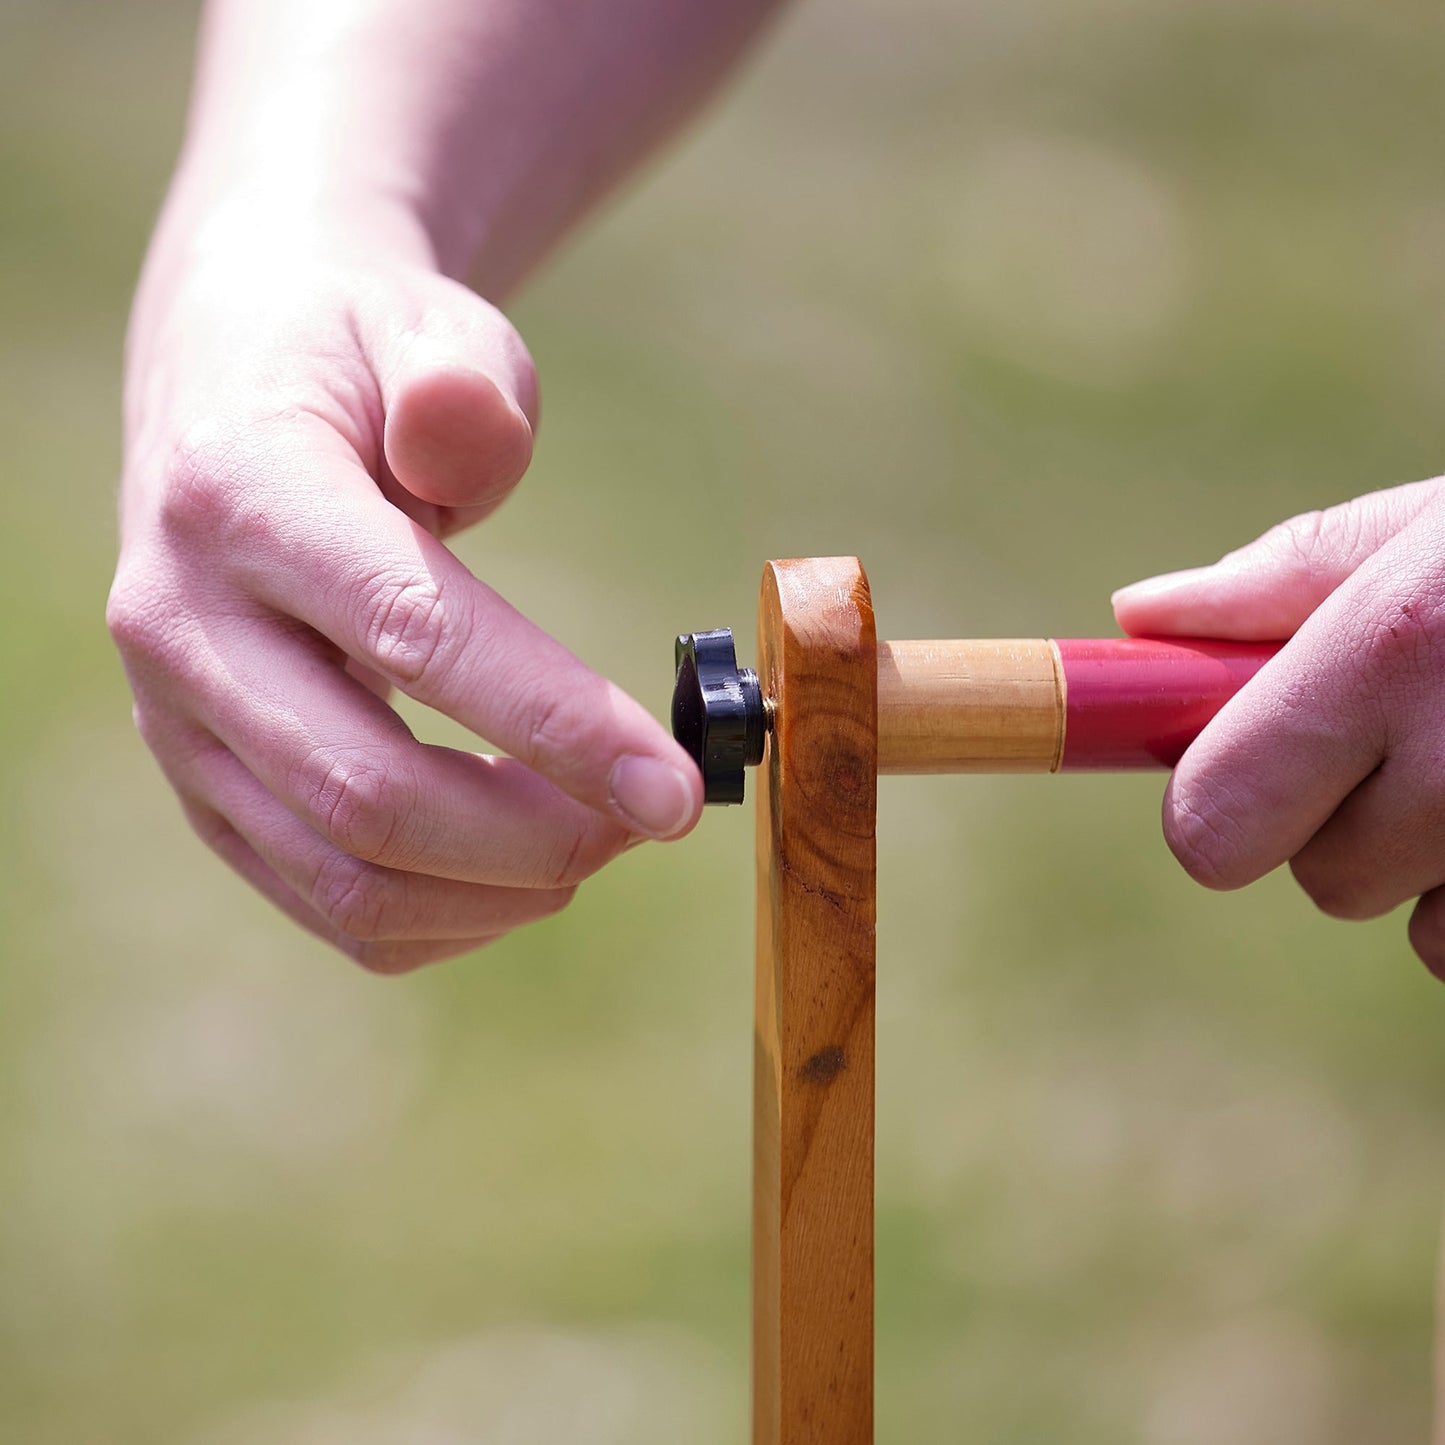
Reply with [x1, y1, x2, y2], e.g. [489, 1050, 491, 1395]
[155, 153, 441, 276]
[126, 164, 441, 395]
[122, 182, 426, 479]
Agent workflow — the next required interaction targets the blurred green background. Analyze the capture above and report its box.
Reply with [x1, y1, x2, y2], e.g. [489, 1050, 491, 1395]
[3, 0, 1443, 1440]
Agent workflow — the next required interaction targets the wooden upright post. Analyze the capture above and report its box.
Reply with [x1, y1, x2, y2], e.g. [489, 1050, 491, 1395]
[753, 557, 878, 1445]
[730, 563, 1279, 1441]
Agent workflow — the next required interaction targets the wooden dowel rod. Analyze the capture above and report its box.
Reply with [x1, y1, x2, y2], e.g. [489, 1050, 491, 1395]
[877, 639, 1063, 774]
[875, 637, 1280, 774]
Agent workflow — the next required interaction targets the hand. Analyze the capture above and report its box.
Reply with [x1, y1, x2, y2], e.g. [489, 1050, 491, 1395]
[1112, 477, 1445, 979]
[109, 241, 702, 972]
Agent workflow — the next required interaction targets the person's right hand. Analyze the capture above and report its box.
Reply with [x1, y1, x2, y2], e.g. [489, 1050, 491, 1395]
[109, 240, 703, 972]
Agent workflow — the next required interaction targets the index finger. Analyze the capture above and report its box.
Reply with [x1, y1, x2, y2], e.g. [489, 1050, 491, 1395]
[216, 425, 703, 840]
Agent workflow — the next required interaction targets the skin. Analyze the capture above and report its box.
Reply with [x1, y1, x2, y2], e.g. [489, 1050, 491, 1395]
[115, 0, 1443, 991]
[111, 0, 786, 972]
[1114, 478, 1445, 980]
[109, 11, 1445, 1420]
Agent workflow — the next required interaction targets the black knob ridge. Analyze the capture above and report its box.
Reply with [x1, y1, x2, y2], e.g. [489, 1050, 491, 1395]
[672, 629, 767, 805]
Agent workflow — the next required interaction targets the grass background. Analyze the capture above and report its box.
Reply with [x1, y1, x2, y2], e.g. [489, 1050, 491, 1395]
[2, 0, 1443, 1440]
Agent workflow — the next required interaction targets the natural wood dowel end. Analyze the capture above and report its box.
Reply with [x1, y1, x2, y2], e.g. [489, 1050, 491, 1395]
[876, 639, 1064, 774]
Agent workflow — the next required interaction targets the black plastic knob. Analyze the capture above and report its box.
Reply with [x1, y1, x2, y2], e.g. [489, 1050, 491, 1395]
[672, 629, 767, 805]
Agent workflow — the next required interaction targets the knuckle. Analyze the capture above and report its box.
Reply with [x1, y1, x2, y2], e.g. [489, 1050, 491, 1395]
[154, 415, 259, 544]
[1255, 510, 1332, 582]
[1250, 504, 1370, 589]
[521, 689, 570, 764]
[510, 675, 611, 781]
[1164, 782, 1252, 890]
[312, 851, 392, 941]
[106, 577, 192, 674]
[356, 570, 456, 689]
[151, 410, 315, 561]
[1281, 508, 1328, 557]
[299, 748, 407, 864]
[105, 581, 156, 655]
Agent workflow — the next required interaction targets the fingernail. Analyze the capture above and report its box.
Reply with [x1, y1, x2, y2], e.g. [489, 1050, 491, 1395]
[609, 756, 695, 839]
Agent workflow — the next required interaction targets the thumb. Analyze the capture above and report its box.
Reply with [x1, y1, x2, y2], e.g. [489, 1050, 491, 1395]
[362, 275, 540, 516]
[1111, 480, 1441, 640]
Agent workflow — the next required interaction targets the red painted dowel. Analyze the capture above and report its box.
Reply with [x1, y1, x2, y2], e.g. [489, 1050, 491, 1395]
[1055, 638, 1281, 770]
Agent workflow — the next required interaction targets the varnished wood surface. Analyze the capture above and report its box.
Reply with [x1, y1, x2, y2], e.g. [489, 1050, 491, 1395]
[754, 557, 877, 1445]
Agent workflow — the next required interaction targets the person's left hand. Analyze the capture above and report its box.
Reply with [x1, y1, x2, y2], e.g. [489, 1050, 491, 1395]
[1112, 476, 1445, 980]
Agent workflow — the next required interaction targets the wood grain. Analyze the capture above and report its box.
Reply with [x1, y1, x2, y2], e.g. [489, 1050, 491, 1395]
[876, 638, 1063, 774]
[753, 557, 877, 1445]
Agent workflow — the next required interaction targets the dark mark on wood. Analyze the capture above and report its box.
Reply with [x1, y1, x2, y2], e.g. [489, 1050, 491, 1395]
[779, 856, 852, 915]
[799, 1045, 847, 1085]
